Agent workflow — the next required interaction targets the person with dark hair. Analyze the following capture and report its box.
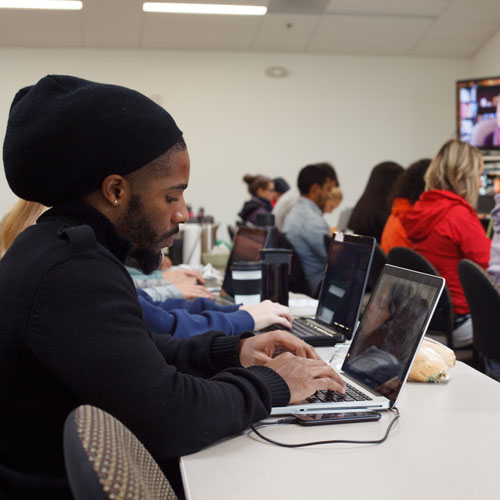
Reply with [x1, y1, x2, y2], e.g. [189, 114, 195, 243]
[282, 163, 339, 296]
[238, 174, 275, 225]
[381, 159, 431, 253]
[0, 75, 345, 499]
[272, 177, 290, 205]
[273, 163, 338, 231]
[348, 161, 404, 242]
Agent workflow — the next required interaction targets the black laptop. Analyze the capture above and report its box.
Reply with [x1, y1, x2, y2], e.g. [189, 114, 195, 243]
[289, 233, 375, 346]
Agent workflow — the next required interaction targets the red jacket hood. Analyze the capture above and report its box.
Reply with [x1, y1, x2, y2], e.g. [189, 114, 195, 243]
[400, 190, 475, 243]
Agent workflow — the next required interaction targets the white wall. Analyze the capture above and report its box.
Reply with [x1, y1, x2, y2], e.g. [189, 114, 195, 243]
[0, 47, 471, 239]
[472, 29, 500, 77]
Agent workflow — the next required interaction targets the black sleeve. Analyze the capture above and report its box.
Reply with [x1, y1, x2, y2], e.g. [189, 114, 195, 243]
[26, 253, 290, 465]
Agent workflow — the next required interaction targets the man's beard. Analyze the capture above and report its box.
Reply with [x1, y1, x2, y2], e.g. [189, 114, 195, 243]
[120, 194, 178, 274]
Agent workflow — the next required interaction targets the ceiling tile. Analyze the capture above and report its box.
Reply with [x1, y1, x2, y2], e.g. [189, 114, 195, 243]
[267, 0, 328, 15]
[163, 0, 270, 4]
[252, 14, 319, 52]
[141, 13, 262, 50]
[411, 38, 479, 57]
[0, 10, 82, 46]
[442, 0, 500, 24]
[82, 0, 141, 47]
[326, 0, 448, 17]
[307, 15, 433, 55]
[422, 18, 499, 43]
[0, 0, 498, 58]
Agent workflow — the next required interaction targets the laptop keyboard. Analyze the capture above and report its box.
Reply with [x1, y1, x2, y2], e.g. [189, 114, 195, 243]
[307, 382, 373, 403]
[292, 319, 343, 341]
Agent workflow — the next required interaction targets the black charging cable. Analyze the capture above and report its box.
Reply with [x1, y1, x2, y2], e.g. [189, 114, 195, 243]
[250, 407, 400, 448]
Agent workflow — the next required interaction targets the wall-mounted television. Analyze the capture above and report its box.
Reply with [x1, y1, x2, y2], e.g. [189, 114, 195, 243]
[457, 76, 500, 150]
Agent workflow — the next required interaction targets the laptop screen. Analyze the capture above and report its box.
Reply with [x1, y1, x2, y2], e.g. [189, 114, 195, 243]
[315, 234, 375, 336]
[342, 265, 444, 404]
[221, 227, 268, 296]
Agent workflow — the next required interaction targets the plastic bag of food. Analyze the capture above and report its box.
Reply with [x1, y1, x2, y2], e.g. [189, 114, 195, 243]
[408, 338, 456, 383]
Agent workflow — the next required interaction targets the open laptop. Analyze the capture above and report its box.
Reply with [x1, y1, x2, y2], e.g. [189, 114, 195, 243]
[335, 207, 353, 232]
[217, 226, 269, 304]
[288, 232, 375, 347]
[271, 264, 445, 415]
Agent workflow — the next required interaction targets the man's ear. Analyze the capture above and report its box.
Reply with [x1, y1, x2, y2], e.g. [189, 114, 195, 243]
[100, 174, 130, 209]
[308, 183, 321, 199]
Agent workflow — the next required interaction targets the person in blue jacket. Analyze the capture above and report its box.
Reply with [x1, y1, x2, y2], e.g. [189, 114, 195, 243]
[137, 290, 293, 338]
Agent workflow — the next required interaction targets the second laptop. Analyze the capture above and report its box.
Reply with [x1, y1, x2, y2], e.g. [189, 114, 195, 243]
[289, 232, 375, 346]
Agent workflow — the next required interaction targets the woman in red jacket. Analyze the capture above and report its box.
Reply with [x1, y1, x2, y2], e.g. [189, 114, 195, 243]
[400, 139, 490, 348]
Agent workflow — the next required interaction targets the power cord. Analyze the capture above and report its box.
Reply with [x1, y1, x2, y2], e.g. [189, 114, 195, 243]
[250, 408, 400, 448]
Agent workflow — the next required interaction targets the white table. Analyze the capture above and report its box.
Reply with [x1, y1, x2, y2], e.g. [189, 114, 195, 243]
[180, 359, 500, 500]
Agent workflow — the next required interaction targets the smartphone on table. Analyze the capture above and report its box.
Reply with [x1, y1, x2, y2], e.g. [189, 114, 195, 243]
[294, 411, 381, 426]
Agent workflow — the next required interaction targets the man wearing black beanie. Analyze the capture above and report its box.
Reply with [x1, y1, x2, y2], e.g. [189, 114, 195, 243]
[0, 75, 344, 499]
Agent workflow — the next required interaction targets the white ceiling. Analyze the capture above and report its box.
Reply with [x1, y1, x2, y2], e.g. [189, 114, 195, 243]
[1, 0, 500, 58]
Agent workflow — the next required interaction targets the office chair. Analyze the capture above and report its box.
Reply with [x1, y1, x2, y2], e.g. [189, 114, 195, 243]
[458, 259, 500, 369]
[366, 244, 387, 294]
[387, 246, 455, 349]
[63, 405, 177, 500]
[324, 233, 332, 253]
[275, 232, 315, 297]
[227, 224, 236, 241]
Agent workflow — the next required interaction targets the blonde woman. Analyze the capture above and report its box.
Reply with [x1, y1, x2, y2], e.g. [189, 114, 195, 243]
[323, 186, 343, 214]
[400, 139, 490, 347]
[0, 199, 46, 258]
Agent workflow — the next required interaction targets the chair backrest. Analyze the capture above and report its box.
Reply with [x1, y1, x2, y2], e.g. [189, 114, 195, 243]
[366, 244, 387, 293]
[323, 233, 332, 253]
[387, 246, 455, 348]
[458, 259, 500, 359]
[64, 405, 177, 500]
[227, 224, 236, 241]
[275, 231, 315, 296]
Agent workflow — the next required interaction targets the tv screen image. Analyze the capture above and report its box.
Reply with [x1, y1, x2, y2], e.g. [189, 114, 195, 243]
[457, 76, 500, 150]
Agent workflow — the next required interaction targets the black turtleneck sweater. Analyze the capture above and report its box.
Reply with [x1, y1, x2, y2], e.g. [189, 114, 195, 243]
[0, 201, 290, 500]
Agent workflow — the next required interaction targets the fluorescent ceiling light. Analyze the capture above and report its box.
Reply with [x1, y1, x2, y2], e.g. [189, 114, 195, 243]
[143, 2, 267, 15]
[0, 0, 82, 9]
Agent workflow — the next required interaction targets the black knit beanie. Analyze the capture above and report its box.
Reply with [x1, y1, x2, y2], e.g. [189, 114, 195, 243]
[3, 75, 183, 206]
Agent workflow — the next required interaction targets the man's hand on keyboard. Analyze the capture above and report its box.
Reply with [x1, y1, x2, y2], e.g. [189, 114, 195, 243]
[239, 330, 319, 367]
[239, 300, 293, 331]
[265, 353, 346, 404]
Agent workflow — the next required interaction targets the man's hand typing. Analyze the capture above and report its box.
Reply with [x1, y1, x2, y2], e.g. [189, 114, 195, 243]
[238, 331, 345, 404]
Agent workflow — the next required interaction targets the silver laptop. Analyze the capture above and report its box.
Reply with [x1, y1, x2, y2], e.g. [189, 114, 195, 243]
[289, 232, 375, 347]
[271, 264, 445, 415]
[336, 207, 353, 232]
